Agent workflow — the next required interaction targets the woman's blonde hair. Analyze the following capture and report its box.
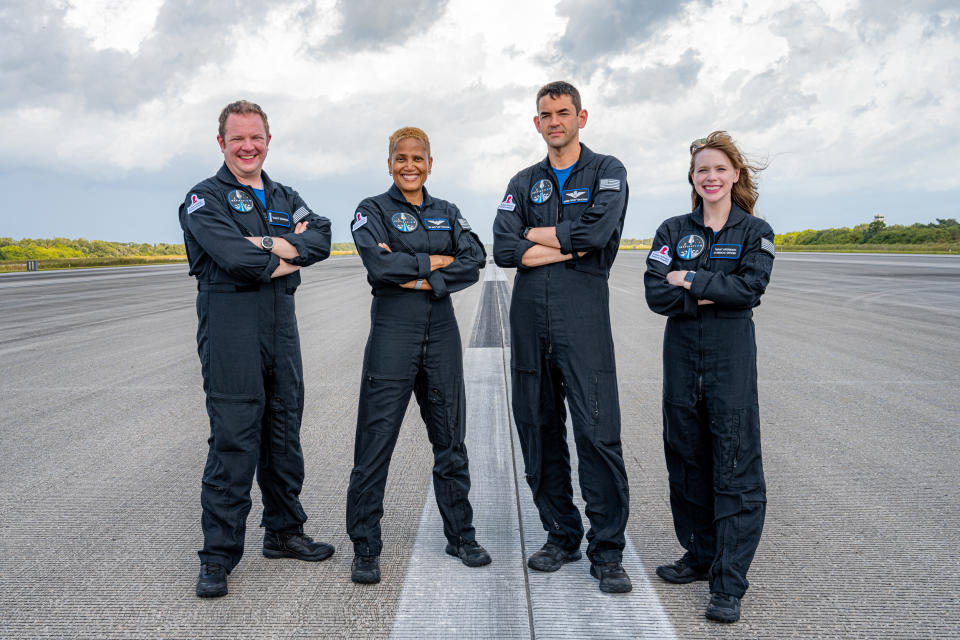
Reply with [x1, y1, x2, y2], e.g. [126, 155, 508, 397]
[389, 127, 430, 158]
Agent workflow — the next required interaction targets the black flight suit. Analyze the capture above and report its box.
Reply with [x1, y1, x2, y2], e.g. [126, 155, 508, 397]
[346, 184, 486, 557]
[643, 203, 775, 598]
[179, 164, 331, 572]
[492, 144, 630, 564]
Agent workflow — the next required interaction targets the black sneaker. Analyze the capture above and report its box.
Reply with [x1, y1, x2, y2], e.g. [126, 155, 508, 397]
[195, 563, 227, 598]
[263, 531, 335, 562]
[445, 540, 492, 567]
[351, 554, 381, 584]
[656, 554, 708, 584]
[590, 561, 633, 593]
[705, 593, 741, 623]
[527, 542, 582, 572]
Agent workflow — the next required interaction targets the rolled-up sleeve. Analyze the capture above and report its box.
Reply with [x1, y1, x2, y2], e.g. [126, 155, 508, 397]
[427, 208, 487, 298]
[280, 191, 331, 266]
[690, 222, 775, 307]
[556, 159, 628, 255]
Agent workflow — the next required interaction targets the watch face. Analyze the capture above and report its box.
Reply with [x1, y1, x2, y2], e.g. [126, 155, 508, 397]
[261, 236, 274, 249]
[684, 271, 695, 282]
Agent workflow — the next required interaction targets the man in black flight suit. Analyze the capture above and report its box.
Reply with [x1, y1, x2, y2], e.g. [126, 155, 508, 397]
[492, 81, 632, 593]
[180, 100, 334, 598]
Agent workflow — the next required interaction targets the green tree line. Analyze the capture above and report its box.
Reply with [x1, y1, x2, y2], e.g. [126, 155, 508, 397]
[776, 218, 960, 246]
[0, 237, 186, 261]
[0, 237, 362, 261]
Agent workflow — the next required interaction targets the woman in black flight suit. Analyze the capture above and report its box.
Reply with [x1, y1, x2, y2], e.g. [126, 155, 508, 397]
[644, 131, 775, 624]
[346, 127, 490, 584]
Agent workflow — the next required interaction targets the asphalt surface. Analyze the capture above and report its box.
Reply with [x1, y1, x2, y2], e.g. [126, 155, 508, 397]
[0, 252, 958, 638]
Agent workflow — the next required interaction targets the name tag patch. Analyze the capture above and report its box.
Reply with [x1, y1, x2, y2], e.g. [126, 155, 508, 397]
[498, 194, 516, 211]
[599, 179, 621, 191]
[392, 211, 418, 232]
[424, 217, 451, 230]
[267, 210, 291, 227]
[676, 234, 705, 260]
[649, 245, 672, 266]
[710, 244, 741, 259]
[227, 190, 254, 213]
[761, 237, 776, 257]
[562, 188, 590, 204]
[186, 194, 205, 214]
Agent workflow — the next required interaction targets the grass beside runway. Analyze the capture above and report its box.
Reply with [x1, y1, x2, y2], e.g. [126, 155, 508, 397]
[0, 250, 359, 272]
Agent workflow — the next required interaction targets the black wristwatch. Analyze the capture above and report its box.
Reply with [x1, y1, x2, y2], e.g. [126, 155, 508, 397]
[522, 227, 532, 239]
[260, 236, 274, 251]
[684, 271, 696, 283]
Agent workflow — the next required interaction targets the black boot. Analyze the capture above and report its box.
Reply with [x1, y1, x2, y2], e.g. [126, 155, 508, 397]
[445, 540, 492, 567]
[263, 531, 335, 562]
[705, 593, 741, 623]
[656, 553, 709, 584]
[526, 542, 582, 572]
[590, 560, 633, 593]
[351, 554, 381, 584]
[196, 563, 228, 598]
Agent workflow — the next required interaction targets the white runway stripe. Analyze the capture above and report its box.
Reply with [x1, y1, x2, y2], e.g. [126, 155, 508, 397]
[393, 263, 675, 638]
[390, 348, 530, 639]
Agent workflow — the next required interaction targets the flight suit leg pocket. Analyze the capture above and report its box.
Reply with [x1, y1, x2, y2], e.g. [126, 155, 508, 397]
[712, 408, 744, 488]
[422, 378, 463, 449]
[511, 367, 541, 480]
[359, 372, 411, 436]
[205, 291, 261, 397]
[266, 395, 287, 456]
[589, 369, 621, 445]
[662, 398, 707, 496]
[511, 367, 540, 426]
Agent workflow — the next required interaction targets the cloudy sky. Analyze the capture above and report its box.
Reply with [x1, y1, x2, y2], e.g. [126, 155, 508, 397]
[4, 0, 959, 244]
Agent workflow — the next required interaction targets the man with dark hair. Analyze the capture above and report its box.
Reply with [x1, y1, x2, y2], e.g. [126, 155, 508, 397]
[180, 99, 334, 598]
[493, 81, 632, 593]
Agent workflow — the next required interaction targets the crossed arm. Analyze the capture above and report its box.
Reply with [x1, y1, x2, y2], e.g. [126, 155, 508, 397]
[521, 226, 585, 267]
[245, 221, 307, 278]
[377, 243, 453, 290]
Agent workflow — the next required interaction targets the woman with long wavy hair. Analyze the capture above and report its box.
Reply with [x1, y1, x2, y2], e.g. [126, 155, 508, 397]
[643, 131, 775, 624]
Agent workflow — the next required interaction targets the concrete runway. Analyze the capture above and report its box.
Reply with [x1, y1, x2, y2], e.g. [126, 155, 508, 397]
[0, 252, 958, 638]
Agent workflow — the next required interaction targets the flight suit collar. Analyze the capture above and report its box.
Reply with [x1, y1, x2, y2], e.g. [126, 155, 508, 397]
[215, 163, 276, 193]
[537, 143, 596, 173]
[387, 183, 434, 209]
[690, 202, 749, 229]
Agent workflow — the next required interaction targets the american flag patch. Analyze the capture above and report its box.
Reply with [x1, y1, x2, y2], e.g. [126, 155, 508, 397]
[599, 179, 621, 191]
[761, 237, 776, 257]
[293, 206, 311, 223]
